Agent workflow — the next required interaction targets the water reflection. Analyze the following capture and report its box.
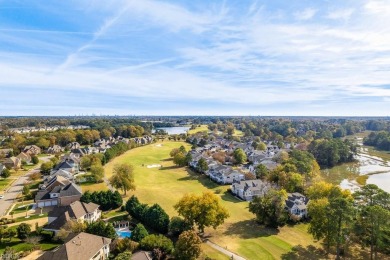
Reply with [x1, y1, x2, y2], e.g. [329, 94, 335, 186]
[320, 137, 390, 193]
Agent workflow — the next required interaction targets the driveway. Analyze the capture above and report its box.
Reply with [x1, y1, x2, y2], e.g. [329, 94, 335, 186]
[0, 155, 53, 216]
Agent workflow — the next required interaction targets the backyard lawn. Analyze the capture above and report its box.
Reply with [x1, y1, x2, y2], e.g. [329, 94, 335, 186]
[0, 178, 13, 192]
[104, 141, 320, 260]
[0, 237, 59, 254]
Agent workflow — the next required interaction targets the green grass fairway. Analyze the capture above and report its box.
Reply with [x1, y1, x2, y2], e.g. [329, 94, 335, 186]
[79, 181, 109, 193]
[104, 141, 319, 260]
[202, 244, 229, 259]
[187, 125, 209, 135]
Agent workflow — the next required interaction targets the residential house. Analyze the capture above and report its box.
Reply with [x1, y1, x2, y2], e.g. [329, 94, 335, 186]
[16, 152, 31, 163]
[285, 192, 309, 219]
[50, 169, 74, 182]
[44, 201, 101, 233]
[3, 157, 21, 169]
[231, 180, 273, 201]
[260, 160, 278, 171]
[35, 180, 82, 207]
[0, 148, 13, 157]
[54, 159, 80, 174]
[67, 142, 81, 150]
[37, 232, 111, 260]
[0, 163, 6, 175]
[61, 153, 81, 164]
[209, 166, 245, 184]
[47, 145, 64, 154]
[247, 151, 266, 164]
[40, 175, 71, 191]
[23, 145, 41, 155]
[71, 148, 86, 157]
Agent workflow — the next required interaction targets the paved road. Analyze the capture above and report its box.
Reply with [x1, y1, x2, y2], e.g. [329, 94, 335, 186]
[0, 155, 52, 216]
[0, 169, 38, 216]
[206, 240, 246, 260]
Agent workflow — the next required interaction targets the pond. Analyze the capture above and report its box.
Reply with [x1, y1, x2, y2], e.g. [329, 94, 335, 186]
[153, 126, 190, 135]
[320, 135, 390, 193]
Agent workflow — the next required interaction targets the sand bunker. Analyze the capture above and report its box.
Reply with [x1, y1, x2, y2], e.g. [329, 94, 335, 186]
[155, 144, 163, 147]
[147, 164, 162, 168]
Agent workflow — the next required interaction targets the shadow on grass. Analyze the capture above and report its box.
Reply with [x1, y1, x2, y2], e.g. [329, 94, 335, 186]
[159, 165, 181, 170]
[223, 219, 279, 239]
[280, 245, 326, 260]
[176, 169, 220, 190]
[221, 191, 242, 204]
[160, 158, 173, 162]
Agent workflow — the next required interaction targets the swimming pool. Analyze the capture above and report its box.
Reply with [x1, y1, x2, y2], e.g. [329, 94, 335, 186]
[116, 229, 132, 238]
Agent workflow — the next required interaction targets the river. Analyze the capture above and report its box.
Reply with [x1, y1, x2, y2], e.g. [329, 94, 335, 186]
[320, 134, 390, 193]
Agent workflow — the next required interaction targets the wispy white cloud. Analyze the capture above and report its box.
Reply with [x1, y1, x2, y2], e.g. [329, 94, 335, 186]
[0, 0, 390, 116]
[326, 8, 354, 21]
[294, 8, 317, 21]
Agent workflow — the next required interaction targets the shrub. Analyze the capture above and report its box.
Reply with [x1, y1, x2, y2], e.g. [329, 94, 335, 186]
[125, 196, 170, 233]
[80, 190, 122, 211]
[131, 224, 149, 242]
[17, 223, 31, 239]
[111, 238, 139, 255]
[168, 216, 191, 236]
[175, 230, 202, 260]
[31, 156, 39, 165]
[140, 234, 174, 254]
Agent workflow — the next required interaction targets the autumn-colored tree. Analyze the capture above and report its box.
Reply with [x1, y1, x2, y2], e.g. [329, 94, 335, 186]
[175, 230, 202, 260]
[174, 191, 229, 233]
[109, 163, 136, 195]
[249, 188, 288, 228]
[90, 164, 104, 183]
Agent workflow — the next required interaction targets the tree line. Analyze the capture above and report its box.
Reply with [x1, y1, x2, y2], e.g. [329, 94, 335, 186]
[364, 131, 390, 151]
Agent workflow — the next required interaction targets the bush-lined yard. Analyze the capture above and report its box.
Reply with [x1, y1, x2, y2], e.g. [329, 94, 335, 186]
[104, 141, 319, 259]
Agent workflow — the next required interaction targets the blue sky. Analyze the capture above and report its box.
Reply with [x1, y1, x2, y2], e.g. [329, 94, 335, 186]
[0, 0, 389, 116]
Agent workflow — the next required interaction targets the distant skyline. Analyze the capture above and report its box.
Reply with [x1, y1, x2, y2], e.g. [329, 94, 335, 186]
[0, 0, 389, 116]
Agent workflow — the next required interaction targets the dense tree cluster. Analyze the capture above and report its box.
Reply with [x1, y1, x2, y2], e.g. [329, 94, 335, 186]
[364, 131, 390, 151]
[103, 142, 131, 163]
[126, 196, 170, 234]
[308, 138, 356, 167]
[170, 146, 191, 167]
[140, 234, 174, 256]
[168, 216, 191, 236]
[131, 224, 149, 242]
[85, 220, 117, 239]
[80, 190, 123, 211]
[307, 183, 390, 259]
[249, 188, 288, 228]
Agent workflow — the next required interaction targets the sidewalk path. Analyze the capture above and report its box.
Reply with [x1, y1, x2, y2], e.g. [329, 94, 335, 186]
[206, 240, 246, 260]
[0, 155, 53, 216]
[103, 177, 115, 192]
